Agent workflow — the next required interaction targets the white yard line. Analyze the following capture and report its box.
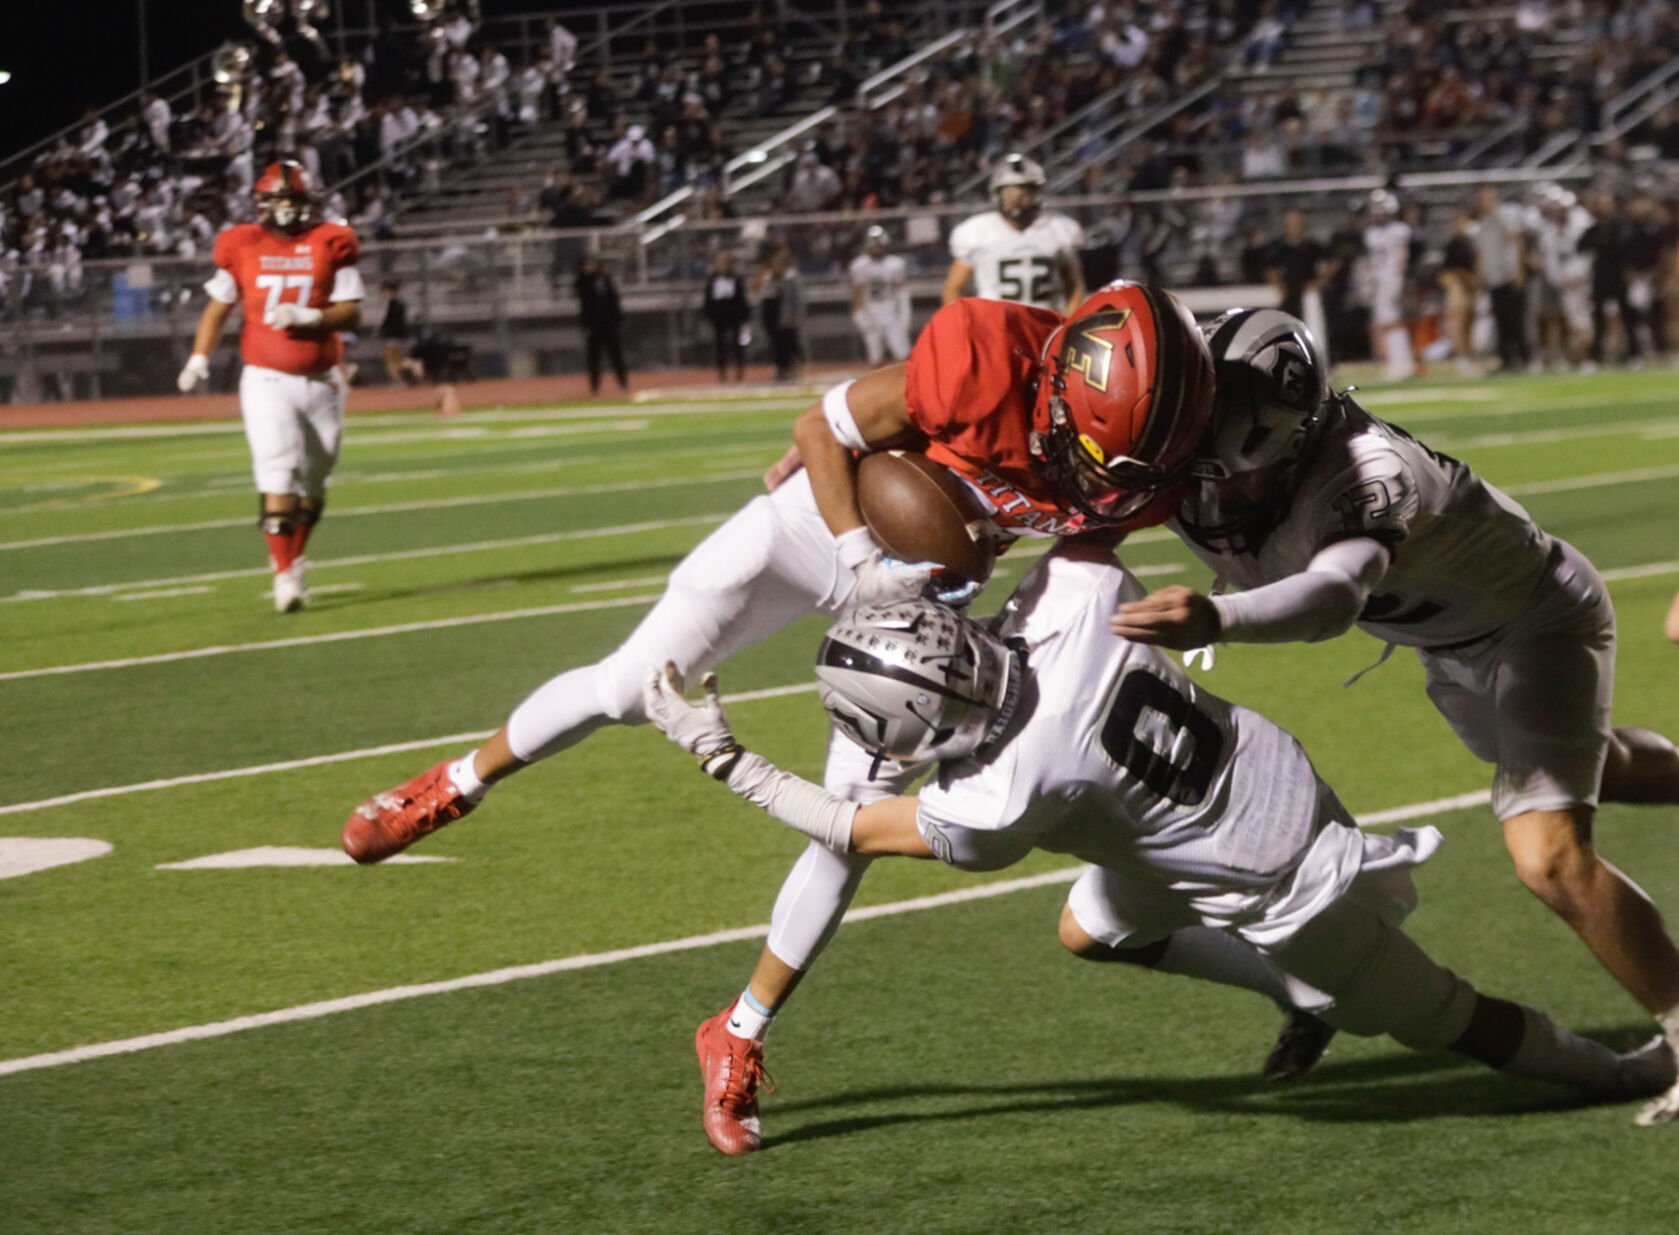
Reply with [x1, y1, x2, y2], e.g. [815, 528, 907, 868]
[0, 513, 729, 604]
[0, 471, 762, 553]
[112, 587, 215, 603]
[0, 777, 1505, 1078]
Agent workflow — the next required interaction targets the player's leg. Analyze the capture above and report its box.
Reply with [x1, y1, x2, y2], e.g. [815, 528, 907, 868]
[884, 314, 911, 362]
[1057, 866, 1335, 1081]
[697, 729, 916, 1154]
[344, 486, 852, 861]
[239, 366, 309, 612]
[1666, 588, 1679, 645]
[291, 370, 347, 576]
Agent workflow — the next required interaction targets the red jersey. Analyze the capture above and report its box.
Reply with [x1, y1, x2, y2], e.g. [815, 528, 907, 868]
[904, 299, 1083, 538]
[210, 220, 362, 375]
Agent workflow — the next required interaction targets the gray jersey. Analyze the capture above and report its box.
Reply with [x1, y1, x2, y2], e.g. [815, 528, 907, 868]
[948, 210, 1084, 309]
[1175, 398, 1555, 648]
[849, 253, 906, 303]
[915, 545, 1374, 943]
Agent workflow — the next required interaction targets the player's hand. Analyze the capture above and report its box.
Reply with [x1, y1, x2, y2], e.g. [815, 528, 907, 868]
[271, 303, 325, 330]
[643, 662, 741, 776]
[763, 444, 804, 491]
[1110, 585, 1222, 650]
[849, 551, 936, 610]
[176, 354, 210, 393]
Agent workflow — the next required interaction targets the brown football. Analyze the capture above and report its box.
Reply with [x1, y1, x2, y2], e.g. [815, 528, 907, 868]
[856, 451, 997, 585]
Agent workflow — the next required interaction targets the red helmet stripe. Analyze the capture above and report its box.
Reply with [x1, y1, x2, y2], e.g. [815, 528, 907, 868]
[1129, 283, 1191, 466]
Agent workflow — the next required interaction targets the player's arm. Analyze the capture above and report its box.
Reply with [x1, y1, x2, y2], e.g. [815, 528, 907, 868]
[850, 279, 865, 314]
[1111, 536, 1392, 649]
[179, 261, 241, 391]
[1059, 250, 1086, 315]
[941, 258, 973, 304]
[791, 362, 915, 537]
[642, 665, 935, 858]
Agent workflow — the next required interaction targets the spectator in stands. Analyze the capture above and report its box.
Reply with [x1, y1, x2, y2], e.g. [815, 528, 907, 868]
[1439, 209, 1480, 373]
[546, 18, 579, 75]
[702, 248, 751, 382]
[605, 124, 655, 203]
[1580, 189, 1642, 367]
[574, 255, 629, 395]
[783, 151, 841, 213]
[1267, 209, 1328, 348]
[1475, 186, 1531, 373]
[378, 280, 413, 385]
[754, 244, 803, 382]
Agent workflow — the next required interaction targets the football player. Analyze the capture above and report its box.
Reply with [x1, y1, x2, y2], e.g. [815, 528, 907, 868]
[643, 547, 1677, 1133]
[943, 153, 1086, 314]
[1362, 189, 1414, 381]
[340, 284, 1215, 1148]
[848, 225, 911, 364]
[1111, 307, 1679, 1126]
[178, 160, 363, 613]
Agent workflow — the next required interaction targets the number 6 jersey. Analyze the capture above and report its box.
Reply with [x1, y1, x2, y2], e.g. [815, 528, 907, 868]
[206, 219, 364, 375]
[914, 543, 1403, 946]
[948, 208, 1084, 310]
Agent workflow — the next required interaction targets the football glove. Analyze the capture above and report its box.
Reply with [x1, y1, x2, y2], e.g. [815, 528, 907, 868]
[271, 302, 325, 330]
[176, 353, 210, 393]
[643, 662, 742, 778]
[849, 551, 937, 610]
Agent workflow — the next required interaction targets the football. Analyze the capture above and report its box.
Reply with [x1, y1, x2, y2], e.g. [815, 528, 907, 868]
[856, 450, 997, 585]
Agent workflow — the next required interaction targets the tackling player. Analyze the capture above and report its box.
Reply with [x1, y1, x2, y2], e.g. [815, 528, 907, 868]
[848, 225, 911, 364]
[943, 153, 1086, 314]
[1111, 307, 1679, 1126]
[178, 160, 364, 613]
[340, 284, 1216, 1150]
[643, 547, 1676, 1130]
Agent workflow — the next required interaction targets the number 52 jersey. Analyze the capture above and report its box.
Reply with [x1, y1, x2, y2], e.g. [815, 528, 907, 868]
[206, 220, 364, 375]
[948, 209, 1084, 310]
[914, 544, 1398, 946]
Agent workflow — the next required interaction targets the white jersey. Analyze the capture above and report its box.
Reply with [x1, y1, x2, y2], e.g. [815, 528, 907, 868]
[1536, 205, 1593, 287]
[949, 209, 1084, 309]
[1363, 219, 1411, 284]
[914, 545, 1401, 946]
[849, 253, 906, 304]
[1175, 398, 1555, 649]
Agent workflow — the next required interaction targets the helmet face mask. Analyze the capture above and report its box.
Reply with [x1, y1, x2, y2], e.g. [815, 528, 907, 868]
[1181, 308, 1329, 550]
[254, 160, 315, 235]
[1028, 283, 1217, 528]
[816, 601, 1016, 765]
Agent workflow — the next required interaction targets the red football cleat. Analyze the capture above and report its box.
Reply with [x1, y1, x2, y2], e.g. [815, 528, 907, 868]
[341, 760, 476, 864]
[695, 1007, 775, 1155]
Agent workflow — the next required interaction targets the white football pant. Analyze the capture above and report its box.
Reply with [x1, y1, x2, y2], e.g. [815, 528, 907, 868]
[239, 364, 345, 497]
[855, 303, 910, 365]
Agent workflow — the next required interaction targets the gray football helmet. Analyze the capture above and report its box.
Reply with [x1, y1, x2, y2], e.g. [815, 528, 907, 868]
[1181, 308, 1329, 551]
[816, 600, 1015, 764]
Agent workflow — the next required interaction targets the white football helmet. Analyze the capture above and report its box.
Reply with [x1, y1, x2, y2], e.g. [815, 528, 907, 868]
[816, 600, 1016, 764]
[864, 224, 889, 254]
[990, 153, 1046, 226]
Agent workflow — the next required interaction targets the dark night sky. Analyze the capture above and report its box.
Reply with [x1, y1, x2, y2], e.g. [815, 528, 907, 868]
[1, 0, 589, 155]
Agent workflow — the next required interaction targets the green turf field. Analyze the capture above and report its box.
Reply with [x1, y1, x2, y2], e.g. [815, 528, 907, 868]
[2, 369, 1677, 1234]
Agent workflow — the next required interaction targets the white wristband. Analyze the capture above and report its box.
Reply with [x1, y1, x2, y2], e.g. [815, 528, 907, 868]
[723, 751, 858, 851]
[821, 379, 866, 451]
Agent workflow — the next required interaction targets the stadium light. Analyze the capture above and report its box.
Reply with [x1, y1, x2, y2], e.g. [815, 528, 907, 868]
[0, 71, 12, 85]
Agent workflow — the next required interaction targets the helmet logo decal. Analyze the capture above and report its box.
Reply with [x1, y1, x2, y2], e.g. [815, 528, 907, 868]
[1077, 433, 1107, 465]
[1060, 310, 1131, 393]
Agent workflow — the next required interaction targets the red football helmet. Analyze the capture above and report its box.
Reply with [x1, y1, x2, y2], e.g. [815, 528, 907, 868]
[254, 160, 315, 234]
[1028, 282, 1216, 527]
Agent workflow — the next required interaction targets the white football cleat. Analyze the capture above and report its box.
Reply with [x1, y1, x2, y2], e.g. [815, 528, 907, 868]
[273, 560, 308, 613]
[1621, 1035, 1679, 1125]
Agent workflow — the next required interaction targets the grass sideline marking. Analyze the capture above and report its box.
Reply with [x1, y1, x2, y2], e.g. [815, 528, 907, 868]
[0, 513, 731, 605]
[0, 781, 1499, 1078]
[0, 470, 765, 553]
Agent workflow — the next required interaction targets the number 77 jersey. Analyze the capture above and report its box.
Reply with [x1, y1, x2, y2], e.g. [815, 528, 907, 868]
[915, 544, 1368, 943]
[207, 220, 363, 376]
[949, 209, 1084, 310]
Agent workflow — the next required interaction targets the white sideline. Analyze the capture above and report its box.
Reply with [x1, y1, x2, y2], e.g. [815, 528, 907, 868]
[0, 470, 765, 553]
[0, 783, 1503, 1079]
[0, 512, 731, 606]
[0, 682, 820, 817]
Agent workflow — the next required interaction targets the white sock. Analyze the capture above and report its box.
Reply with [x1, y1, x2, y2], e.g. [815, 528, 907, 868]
[448, 752, 488, 803]
[1155, 927, 1292, 1007]
[1384, 325, 1414, 375]
[726, 987, 775, 1042]
[1505, 1005, 1623, 1093]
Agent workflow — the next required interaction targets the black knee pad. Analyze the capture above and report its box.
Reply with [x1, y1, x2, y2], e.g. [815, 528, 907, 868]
[297, 501, 325, 526]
